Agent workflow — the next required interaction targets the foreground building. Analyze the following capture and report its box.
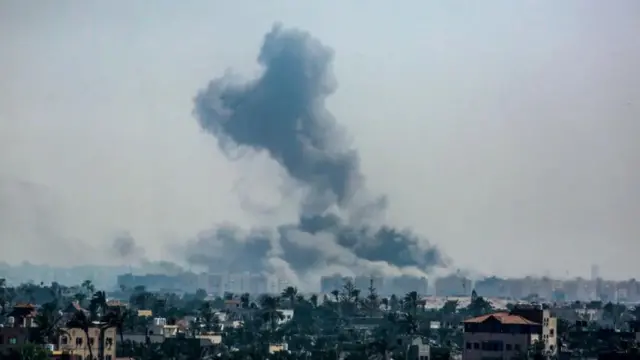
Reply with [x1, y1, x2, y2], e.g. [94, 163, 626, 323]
[463, 305, 557, 360]
[58, 325, 117, 360]
[0, 304, 38, 356]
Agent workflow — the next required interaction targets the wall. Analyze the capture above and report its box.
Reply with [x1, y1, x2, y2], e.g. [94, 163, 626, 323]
[463, 332, 539, 360]
[0, 327, 30, 356]
[59, 327, 117, 360]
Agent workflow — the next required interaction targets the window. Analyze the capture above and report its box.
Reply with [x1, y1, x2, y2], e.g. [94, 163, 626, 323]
[514, 344, 521, 351]
[61, 336, 68, 345]
[473, 342, 479, 349]
[550, 329, 555, 336]
[89, 337, 95, 346]
[76, 337, 83, 346]
[506, 344, 512, 351]
[466, 342, 471, 349]
[106, 337, 113, 346]
[9, 337, 17, 345]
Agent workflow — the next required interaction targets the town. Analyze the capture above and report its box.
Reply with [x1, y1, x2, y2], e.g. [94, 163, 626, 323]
[1, 270, 639, 360]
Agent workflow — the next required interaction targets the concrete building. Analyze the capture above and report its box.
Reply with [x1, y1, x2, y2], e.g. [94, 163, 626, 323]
[0, 304, 38, 357]
[320, 274, 349, 293]
[59, 325, 117, 360]
[462, 304, 557, 360]
[463, 312, 542, 360]
[509, 304, 557, 355]
[435, 274, 471, 296]
[387, 275, 428, 295]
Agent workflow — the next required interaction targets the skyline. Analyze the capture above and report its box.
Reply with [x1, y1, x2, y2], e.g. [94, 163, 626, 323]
[1, 1, 639, 281]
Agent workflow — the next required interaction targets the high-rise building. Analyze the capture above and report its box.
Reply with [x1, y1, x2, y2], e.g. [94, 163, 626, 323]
[591, 264, 600, 280]
[320, 274, 350, 293]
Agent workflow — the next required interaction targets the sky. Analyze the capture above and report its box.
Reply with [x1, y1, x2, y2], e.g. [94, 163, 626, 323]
[1, 0, 639, 280]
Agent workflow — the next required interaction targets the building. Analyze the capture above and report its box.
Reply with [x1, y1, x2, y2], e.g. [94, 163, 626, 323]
[387, 275, 428, 295]
[320, 274, 349, 293]
[0, 304, 38, 356]
[463, 312, 542, 360]
[249, 273, 269, 294]
[510, 304, 557, 355]
[59, 325, 117, 360]
[462, 304, 557, 360]
[474, 276, 508, 298]
[435, 274, 471, 297]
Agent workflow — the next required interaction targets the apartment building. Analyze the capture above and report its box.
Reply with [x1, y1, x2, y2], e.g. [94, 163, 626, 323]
[58, 325, 117, 360]
[510, 304, 557, 355]
[435, 274, 472, 296]
[463, 312, 541, 360]
[0, 304, 38, 356]
[462, 304, 557, 360]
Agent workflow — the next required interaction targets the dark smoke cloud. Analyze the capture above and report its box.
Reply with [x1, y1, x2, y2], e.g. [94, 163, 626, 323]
[189, 24, 448, 288]
[111, 231, 145, 261]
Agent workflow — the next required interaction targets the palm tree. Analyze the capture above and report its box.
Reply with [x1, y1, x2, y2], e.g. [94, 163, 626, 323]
[33, 301, 67, 345]
[404, 291, 419, 316]
[240, 293, 250, 309]
[260, 295, 284, 340]
[281, 286, 298, 309]
[102, 307, 132, 360]
[90, 291, 107, 320]
[67, 309, 94, 360]
[331, 290, 340, 303]
[309, 294, 319, 308]
[81, 280, 95, 295]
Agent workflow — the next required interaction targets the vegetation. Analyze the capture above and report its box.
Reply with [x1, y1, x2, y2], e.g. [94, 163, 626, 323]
[0, 277, 639, 359]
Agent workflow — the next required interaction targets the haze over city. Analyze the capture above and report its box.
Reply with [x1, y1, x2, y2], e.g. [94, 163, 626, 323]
[1, 1, 639, 282]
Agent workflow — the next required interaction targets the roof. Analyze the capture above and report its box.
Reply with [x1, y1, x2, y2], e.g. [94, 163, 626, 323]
[64, 301, 88, 314]
[464, 312, 539, 325]
[8, 304, 37, 318]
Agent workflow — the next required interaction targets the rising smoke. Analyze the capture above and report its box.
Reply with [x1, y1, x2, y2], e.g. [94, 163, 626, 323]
[189, 24, 448, 288]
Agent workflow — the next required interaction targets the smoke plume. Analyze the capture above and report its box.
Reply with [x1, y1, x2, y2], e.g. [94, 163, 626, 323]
[110, 231, 145, 261]
[190, 24, 448, 288]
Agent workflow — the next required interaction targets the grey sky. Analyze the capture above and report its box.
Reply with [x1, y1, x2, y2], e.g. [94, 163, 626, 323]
[1, 0, 639, 280]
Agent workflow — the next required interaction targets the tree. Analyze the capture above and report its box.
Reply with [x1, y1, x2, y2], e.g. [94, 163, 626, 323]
[33, 301, 67, 345]
[281, 286, 298, 309]
[18, 343, 51, 360]
[102, 307, 133, 360]
[364, 278, 380, 317]
[403, 291, 419, 316]
[67, 310, 94, 360]
[260, 295, 284, 340]
[90, 290, 107, 320]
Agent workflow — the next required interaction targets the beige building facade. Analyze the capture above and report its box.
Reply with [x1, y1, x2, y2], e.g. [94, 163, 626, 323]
[59, 326, 117, 360]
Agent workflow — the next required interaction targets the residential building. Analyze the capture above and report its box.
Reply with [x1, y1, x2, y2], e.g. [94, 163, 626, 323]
[207, 273, 224, 296]
[463, 312, 542, 360]
[59, 325, 117, 360]
[474, 276, 508, 298]
[510, 304, 557, 355]
[387, 275, 428, 295]
[249, 273, 269, 294]
[0, 304, 38, 356]
[402, 336, 431, 360]
[320, 274, 348, 293]
[435, 274, 471, 296]
[0, 326, 32, 356]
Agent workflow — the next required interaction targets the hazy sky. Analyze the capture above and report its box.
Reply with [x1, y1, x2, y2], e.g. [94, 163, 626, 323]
[1, 0, 639, 280]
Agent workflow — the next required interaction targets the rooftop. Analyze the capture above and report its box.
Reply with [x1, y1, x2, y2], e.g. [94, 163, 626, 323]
[464, 312, 539, 325]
